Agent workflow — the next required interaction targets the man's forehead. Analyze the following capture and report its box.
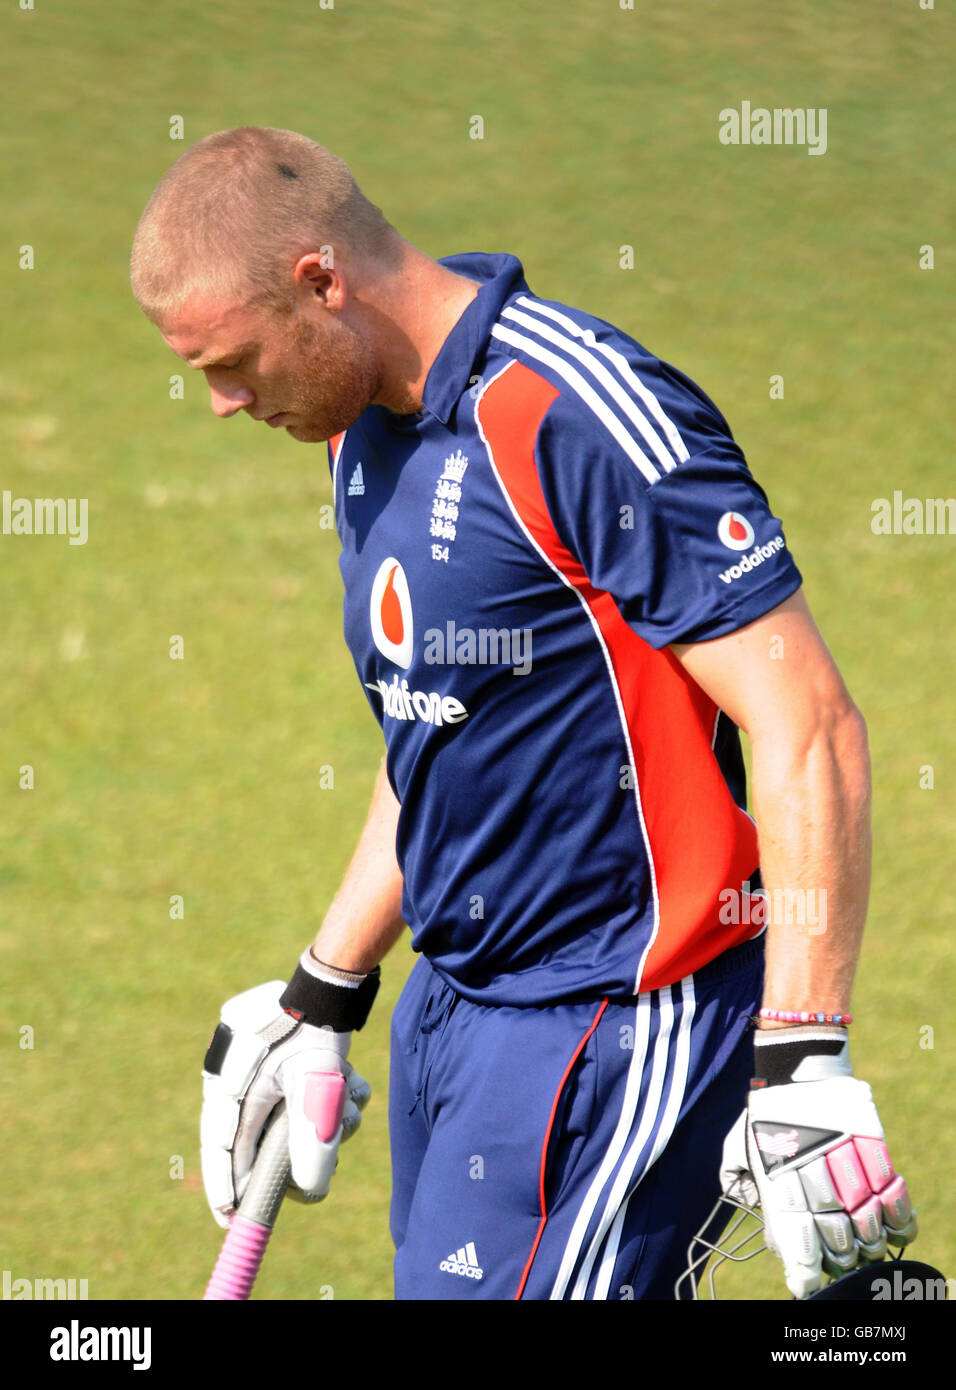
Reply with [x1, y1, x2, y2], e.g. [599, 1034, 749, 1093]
[160, 296, 255, 361]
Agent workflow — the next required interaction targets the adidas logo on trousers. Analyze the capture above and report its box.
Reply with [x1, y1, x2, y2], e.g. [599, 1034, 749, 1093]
[439, 1242, 484, 1280]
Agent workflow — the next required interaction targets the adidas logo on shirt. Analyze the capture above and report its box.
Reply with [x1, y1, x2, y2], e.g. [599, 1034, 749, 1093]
[439, 1242, 484, 1281]
[348, 463, 365, 496]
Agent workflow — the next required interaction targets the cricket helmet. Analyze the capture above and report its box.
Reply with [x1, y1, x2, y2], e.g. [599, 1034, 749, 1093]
[674, 1190, 947, 1301]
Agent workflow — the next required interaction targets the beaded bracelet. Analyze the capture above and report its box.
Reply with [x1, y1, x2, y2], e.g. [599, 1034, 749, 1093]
[758, 1007, 852, 1025]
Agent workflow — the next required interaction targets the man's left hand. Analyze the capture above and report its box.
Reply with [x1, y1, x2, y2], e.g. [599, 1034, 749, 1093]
[720, 1027, 918, 1299]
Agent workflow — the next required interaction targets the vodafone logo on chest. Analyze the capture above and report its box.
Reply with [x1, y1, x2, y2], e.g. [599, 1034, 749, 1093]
[370, 558, 414, 669]
[366, 557, 469, 727]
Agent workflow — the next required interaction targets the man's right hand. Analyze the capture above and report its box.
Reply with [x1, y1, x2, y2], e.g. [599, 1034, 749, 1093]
[200, 980, 371, 1229]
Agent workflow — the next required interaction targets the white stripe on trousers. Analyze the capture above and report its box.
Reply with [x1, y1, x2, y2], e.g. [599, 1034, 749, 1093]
[592, 978, 697, 1299]
[548, 978, 696, 1299]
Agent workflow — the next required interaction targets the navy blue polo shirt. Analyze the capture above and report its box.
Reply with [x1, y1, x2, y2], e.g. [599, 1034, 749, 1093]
[327, 253, 801, 1006]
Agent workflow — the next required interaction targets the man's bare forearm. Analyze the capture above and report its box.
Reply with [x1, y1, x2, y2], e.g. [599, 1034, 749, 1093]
[751, 700, 871, 1026]
[311, 758, 406, 973]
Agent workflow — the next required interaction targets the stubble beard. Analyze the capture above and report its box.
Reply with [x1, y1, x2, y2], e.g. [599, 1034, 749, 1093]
[284, 314, 382, 443]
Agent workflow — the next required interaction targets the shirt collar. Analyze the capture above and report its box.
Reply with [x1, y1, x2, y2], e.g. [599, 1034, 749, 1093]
[419, 253, 530, 425]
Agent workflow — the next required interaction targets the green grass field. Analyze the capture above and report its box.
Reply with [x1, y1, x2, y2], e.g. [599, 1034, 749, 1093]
[0, 0, 953, 1303]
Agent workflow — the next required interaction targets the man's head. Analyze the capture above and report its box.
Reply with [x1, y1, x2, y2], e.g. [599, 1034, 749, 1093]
[130, 127, 401, 440]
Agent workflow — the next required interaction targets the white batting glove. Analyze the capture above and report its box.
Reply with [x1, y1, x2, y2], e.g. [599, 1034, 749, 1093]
[200, 952, 379, 1229]
[720, 1027, 917, 1299]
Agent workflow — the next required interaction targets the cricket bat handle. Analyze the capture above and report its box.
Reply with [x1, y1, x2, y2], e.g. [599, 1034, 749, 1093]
[203, 1102, 292, 1300]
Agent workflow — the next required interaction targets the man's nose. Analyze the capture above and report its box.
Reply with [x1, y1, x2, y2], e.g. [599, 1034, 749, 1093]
[208, 382, 255, 418]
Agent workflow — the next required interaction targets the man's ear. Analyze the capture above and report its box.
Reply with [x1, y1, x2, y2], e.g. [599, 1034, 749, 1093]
[293, 253, 343, 310]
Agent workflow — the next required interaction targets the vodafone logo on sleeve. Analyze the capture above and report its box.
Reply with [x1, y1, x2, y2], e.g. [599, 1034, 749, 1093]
[717, 511, 756, 551]
[370, 558, 414, 668]
[715, 511, 787, 586]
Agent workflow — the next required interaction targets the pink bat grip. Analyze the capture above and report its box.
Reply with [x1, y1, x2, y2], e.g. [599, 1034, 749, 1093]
[202, 1101, 291, 1301]
[203, 1215, 272, 1300]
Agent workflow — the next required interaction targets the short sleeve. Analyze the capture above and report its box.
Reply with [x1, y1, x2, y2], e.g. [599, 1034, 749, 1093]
[532, 388, 803, 648]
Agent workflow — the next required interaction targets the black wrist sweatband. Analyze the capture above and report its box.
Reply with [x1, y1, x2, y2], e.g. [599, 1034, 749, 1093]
[280, 962, 381, 1032]
[751, 1027, 848, 1089]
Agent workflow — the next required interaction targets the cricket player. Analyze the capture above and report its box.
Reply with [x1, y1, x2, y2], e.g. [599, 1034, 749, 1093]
[131, 127, 917, 1300]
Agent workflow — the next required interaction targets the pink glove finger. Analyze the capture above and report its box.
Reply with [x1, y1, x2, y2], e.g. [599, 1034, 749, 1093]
[849, 1192, 884, 1246]
[304, 1071, 347, 1143]
[853, 1136, 895, 1193]
[826, 1139, 872, 1211]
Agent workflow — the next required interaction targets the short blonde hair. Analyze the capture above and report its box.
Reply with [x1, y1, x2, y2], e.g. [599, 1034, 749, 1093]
[130, 127, 397, 323]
